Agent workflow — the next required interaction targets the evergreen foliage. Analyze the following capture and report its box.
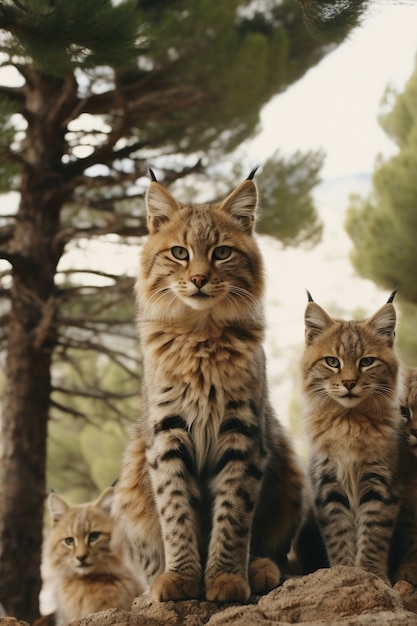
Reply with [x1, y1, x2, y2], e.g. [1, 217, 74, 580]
[257, 149, 324, 246]
[0, 0, 142, 74]
[299, 0, 369, 42]
[346, 57, 417, 362]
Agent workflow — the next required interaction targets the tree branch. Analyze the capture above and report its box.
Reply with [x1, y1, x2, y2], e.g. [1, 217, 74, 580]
[53, 221, 147, 248]
[56, 335, 140, 371]
[53, 384, 138, 401]
[49, 398, 86, 419]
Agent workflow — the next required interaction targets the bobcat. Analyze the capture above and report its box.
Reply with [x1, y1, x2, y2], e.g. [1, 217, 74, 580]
[400, 367, 417, 456]
[390, 366, 417, 585]
[45, 487, 143, 625]
[302, 291, 402, 583]
[113, 171, 308, 603]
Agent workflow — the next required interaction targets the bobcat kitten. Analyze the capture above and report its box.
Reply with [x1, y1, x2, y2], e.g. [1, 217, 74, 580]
[302, 292, 402, 583]
[46, 487, 143, 626]
[391, 367, 417, 585]
[401, 367, 417, 456]
[113, 172, 306, 603]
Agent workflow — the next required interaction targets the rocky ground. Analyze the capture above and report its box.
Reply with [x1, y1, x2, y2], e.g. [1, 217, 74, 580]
[3, 566, 417, 626]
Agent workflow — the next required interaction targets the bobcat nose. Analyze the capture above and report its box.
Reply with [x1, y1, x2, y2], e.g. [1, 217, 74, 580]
[191, 275, 207, 289]
[342, 380, 357, 391]
[76, 553, 88, 563]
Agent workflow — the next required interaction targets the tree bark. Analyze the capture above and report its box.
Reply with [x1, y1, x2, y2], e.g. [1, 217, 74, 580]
[0, 71, 76, 622]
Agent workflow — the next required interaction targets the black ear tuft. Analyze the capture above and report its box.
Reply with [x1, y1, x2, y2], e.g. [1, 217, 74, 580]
[149, 168, 158, 182]
[247, 163, 261, 180]
[387, 288, 399, 303]
[305, 289, 314, 302]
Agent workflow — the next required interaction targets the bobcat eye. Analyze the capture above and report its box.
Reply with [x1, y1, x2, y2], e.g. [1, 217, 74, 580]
[171, 246, 189, 261]
[325, 356, 340, 369]
[401, 406, 411, 421]
[213, 246, 232, 261]
[360, 357, 375, 368]
[64, 537, 74, 546]
[88, 532, 100, 544]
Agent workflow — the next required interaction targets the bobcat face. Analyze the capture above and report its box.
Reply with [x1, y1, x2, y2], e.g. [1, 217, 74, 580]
[319, 353, 387, 408]
[47, 488, 116, 578]
[152, 213, 258, 314]
[138, 179, 263, 321]
[400, 368, 417, 457]
[60, 525, 110, 575]
[303, 299, 398, 411]
[401, 405, 417, 457]
[169, 242, 237, 311]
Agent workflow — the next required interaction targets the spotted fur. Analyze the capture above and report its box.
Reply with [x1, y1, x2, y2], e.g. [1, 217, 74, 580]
[302, 295, 402, 583]
[113, 176, 306, 603]
[45, 488, 143, 626]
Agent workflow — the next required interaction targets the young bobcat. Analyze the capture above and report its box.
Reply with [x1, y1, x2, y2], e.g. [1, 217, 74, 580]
[401, 367, 417, 456]
[390, 367, 417, 585]
[113, 171, 307, 604]
[302, 291, 402, 583]
[46, 487, 143, 626]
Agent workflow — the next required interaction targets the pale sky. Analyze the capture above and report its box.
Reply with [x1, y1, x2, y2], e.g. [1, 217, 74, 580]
[246, 3, 417, 180]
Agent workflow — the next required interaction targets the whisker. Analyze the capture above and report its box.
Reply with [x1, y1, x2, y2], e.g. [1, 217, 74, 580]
[228, 285, 258, 304]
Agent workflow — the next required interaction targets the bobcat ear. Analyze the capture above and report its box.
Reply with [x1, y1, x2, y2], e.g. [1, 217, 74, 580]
[246, 163, 261, 180]
[387, 288, 399, 303]
[148, 167, 158, 182]
[94, 487, 114, 512]
[146, 182, 181, 233]
[48, 493, 70, 524]
[219, 179, 257, 233]
[305, 301, 334, 344]
[367, 303, 396, 339]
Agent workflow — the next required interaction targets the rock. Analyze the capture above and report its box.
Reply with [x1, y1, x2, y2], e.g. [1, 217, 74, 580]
[0, 619, 31, 626]
[395, 581, 417, 615]
[71, 566, 417, 626]
[257, 565, 417, 625]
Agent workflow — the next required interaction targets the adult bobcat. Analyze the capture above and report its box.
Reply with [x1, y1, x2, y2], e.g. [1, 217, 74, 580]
[113, 171, 308, 603]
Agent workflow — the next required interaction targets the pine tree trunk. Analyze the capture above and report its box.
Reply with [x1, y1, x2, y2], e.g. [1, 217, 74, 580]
[0, 71, 76, 622]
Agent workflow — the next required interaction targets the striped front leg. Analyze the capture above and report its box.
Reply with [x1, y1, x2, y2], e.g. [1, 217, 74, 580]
[356, 464, 399, 583]
[312, 459, 356, 568]
[148, 414, 202, 601]
[205, 414, 266, 603]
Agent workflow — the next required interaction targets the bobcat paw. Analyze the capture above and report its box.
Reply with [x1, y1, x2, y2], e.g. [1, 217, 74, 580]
[249, 557, 281, 594]
[205, 572, 250, 603]
[151, 571, 200, 601]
